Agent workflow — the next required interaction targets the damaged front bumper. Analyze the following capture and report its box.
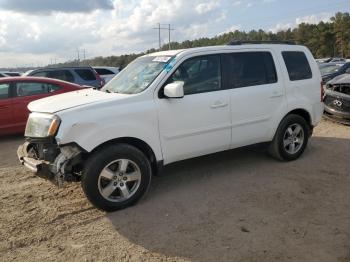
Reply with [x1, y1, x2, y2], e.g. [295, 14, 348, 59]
[17, 140, 83, 187]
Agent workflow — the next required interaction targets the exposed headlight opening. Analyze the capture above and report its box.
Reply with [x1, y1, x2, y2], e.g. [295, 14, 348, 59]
[25, 113, 61, 138]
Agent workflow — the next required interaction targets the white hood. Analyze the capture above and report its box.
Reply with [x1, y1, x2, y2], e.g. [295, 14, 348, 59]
[28, 88, 128, 113]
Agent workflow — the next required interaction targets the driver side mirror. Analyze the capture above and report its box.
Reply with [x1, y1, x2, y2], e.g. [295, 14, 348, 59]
[164, 81, 184, 98]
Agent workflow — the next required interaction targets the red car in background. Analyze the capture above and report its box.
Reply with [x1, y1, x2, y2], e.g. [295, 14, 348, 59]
[0, 77, 85, 136]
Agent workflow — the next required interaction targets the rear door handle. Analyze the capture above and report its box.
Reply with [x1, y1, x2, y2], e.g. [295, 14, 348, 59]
[211, 101, 228, 109]
[0, 105, 9, 109]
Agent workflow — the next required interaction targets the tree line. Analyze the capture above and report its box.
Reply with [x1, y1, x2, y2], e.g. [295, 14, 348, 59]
[60, 12, 350, 69]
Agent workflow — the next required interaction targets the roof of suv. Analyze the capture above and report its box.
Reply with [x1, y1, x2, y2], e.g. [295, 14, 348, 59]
[144, 44, 308, 58]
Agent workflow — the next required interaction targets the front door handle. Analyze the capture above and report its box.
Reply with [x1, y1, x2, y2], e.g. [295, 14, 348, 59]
[0, 105, 9, 109]
[211, 101, 228, 109]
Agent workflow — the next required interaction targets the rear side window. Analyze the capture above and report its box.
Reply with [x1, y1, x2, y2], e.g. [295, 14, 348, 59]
[47, 70, 74, 82]
[47, 83, 61, 92]
[225, 52, 277, 88]
[0, 83, 10, 99]
[15, 82, 50, 97]
[282, 51, 312, 81]
[75, 69, 96, 81]
[95, 68, 115, 75]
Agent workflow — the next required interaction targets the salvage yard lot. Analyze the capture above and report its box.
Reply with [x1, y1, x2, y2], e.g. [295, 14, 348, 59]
[0, 119, 349, 262]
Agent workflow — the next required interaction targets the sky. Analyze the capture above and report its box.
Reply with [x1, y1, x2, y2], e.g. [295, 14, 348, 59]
[0, 0, 349, 68]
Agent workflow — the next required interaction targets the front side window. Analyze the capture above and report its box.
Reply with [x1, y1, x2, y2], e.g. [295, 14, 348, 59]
[225, 52, 277, 88]
[167, 55, 221, 95]
[103, 56, 172, 94]
[0, 83, 10, 99]
[282, 51, 312, 81]
[15, 82, 50, 97]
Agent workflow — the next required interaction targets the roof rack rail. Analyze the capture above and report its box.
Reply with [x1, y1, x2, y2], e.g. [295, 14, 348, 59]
[228, 40, 296, 45]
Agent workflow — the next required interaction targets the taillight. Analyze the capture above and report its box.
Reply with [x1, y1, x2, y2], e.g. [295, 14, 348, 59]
[92, 68, 105, 88]
[321, 81, 325, 102]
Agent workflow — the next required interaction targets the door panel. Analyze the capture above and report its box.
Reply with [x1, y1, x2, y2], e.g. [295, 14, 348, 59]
[0, 83, 14, 135]
[156, 55, 231, 164]
[223, 51, 285, 148]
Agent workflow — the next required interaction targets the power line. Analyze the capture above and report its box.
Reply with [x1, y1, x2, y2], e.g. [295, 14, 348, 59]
[153, 23, 175, 50]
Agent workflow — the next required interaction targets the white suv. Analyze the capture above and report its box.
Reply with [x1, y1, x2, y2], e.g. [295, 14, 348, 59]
[18, 42, 324, 211]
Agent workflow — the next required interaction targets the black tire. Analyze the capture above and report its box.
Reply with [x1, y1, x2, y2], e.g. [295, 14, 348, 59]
[82, 143, 152, 212]
[269, 114, 310, 161]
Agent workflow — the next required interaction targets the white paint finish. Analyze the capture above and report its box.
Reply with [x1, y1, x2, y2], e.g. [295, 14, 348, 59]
[28, 88, 124, 113]
[26, 44, 324, 166]
[156, 90, 231, 164]
[55, 93, 164, 160]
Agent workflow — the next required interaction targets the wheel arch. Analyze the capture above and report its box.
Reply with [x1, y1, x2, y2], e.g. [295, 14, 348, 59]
[87, 137, 162, 176]
[286, 108, 312, 127]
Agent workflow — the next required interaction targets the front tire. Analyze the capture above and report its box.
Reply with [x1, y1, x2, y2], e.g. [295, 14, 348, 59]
[82, 143, 152, 212]
[269, 114, 310, 161]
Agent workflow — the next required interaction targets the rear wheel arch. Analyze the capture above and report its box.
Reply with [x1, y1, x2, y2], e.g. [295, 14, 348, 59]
[285, 108, 313, 136]
[287, 108, 312, 126]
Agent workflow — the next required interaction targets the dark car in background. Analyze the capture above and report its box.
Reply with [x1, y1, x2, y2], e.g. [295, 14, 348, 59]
[319, 62, 350, 84]
[25, 67, 105, 88]
[323, 74, 350, 124]
[0, 76, 85, 135]
[0, 71, 22, 77]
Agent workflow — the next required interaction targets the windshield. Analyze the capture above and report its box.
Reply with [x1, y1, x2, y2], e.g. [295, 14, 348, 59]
[319, 64, 342, 75]
[102, 56, 173, 94]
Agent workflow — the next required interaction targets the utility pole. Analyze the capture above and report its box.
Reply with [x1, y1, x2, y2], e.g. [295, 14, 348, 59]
[153, 23, 175, 50]
[83, 49, 86, 60]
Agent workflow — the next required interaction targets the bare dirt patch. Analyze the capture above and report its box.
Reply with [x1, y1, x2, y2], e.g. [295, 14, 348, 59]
[0, 119, 349, 262]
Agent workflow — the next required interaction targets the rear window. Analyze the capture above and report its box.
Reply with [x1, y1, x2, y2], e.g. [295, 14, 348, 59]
[95, 68, 115, 75]
[282, 51, 312, 81]
[75, 69, 96, 81]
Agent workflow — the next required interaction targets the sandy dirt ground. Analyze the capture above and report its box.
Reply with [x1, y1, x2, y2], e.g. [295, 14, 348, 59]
[0, 118, 349, 262]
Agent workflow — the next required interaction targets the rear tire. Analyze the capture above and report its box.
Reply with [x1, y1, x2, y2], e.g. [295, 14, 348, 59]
[269, 114, 310, 161]
[82, 143, 152, 212]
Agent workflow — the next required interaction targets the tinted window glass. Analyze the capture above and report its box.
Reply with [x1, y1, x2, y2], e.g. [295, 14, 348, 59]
[16, 82, 49, 97]
[75, 69, 96, 81]
[167, 55, 221, 95]
[47, 70, 74, 82]
[5, 72, 21, 76]
[47, 83, 61, 92]
[225, 52, 277, 88]
[32, 71, 48, 77]
[282, 51, 312, 81]
[0, 83, 9, 99]
[95, 68, 114, 75]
